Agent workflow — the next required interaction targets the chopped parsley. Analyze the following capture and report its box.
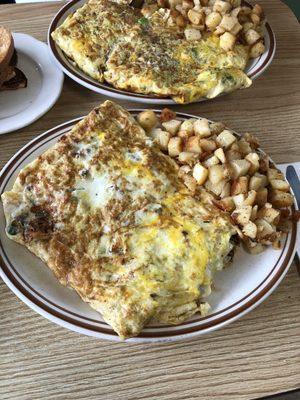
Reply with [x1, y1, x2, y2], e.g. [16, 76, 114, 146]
[221, 73, 235, 85]
[138, 17, 149, 27]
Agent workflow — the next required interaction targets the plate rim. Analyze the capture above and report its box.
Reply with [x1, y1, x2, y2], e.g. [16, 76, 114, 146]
[0, 111, 298, 342]
[47, 0, 276, 105]
[0, 33, 64, 135]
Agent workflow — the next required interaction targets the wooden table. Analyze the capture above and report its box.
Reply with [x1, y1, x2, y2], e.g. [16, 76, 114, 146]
[0, 1, 299, 399]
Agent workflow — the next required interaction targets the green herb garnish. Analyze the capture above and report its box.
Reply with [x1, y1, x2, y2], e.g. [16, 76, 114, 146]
[138, 17, 149, 27]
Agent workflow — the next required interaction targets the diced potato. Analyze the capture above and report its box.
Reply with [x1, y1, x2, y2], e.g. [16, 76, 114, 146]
[220, 181, 231, 198]
[137, 110, 158, 132]
[250, 41, 265, 58]
[141, 4, 158, 17]
[179, 118, 197, 136]
[199, 138, 217, 151]
[252, 3, 263, 16]
[245, 152, 260, 175]
[249, 175, 263, 191]
[215, 196, 235, 212]
[230, 142, 240, 151]
[178, 151, 198, 164]
[205, 11, 222, 30]
[256, 218, 275, 239]
[231, 176, 249, 195]
[233, 193, 245, 208]
[213, 0, 231, 14]
[208, 164, 225, 184]
[205, 178, 226, 196]
[269, 179, 290, 192]
[178, 130, 192, 140]
[225, 149, 241, 161]
[238, 139, 252, 155]
[219, 15, 238, 31]
[254, 172, 268, 187]
[267, 168, 284, 181]
[169, 0, 182, 8]
[176, 14, 187, 28]
[178, 165, 191, 178]
[185, 136, 202, 154]
[210, 122, 225, 135]
[256, 187, 268, 207]
[217, 129, 237, 148]
[214, 148, 226, 163]
[250, 13, 260, 27]
[194, 118, 211, 137]
[214, 26, 226, 36]
[244, 132, 260, 149]
[251, 204, 258, 220]
[242, 221, 257, 239]
[203, 155, 220, 167]
[160, 108, 176, 122]
[229, 159, 250, 178]
[257, 204, 280, 225]
[246, 242, 265, 254]
[230, 0, 241, 7]
[269, 190, 294, 208]
[230, 6, 241, 17]
[153, 129, 171, 150]
[244, 190, 257, 206]
[185, 27, 202, 40]
[182, 174, 197, 192]
[187, 9, 203, 25]
[230, 22, 242, 35]
[182, 0, 194, 9]
[245, 28, 260, 45]
[243, 22, 254, 32]
[219, 31, 236, 51]
[168, 137, 183, 157]
[232, 205, 252, 226]
[162, 119, 182, 135]
[193, 163, 209, 184]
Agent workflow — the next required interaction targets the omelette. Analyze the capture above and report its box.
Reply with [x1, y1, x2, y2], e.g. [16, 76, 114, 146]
[51, 0, 252, 103]
[1, 101, 237, 339]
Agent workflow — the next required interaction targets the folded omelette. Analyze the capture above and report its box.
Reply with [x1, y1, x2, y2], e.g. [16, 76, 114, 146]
[2, 101, 236, 339]
[51, 0, 252, 103]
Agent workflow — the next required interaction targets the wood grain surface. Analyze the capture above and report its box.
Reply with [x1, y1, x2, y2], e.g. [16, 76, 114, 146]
[0, 1, 299, 399]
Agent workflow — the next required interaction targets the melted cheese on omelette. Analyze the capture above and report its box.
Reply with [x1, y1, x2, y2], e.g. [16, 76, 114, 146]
[51, 0, 252, 103]
[1, 101, 236, 339]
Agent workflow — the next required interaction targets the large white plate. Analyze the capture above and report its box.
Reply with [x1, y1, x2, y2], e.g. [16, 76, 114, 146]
[0, 111, 298, 342]
[0, 33, 64, 135]
[48, 0, 276, 105]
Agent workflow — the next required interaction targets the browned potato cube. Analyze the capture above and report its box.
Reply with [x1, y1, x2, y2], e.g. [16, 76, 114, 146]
[225, 149, 241, 161]
[213, 0, 231, 14]
[242, 221, 257, 239]
[251, 204, 258, 220]
[231, 205, 252, 226]
[199, 138, 217, 152]
[269, 179, 290, 192]
[182, 0, 194, 9]
[267, 168, 284, 181]
[162, 119, 182, 136]
[214, 148, 226, 163]
[250, 12, 260, 26]
[220, 181, 231, 198]
[187, 9, 203, 25]
[194, 118, 211, 137]
[185, 27, 202, 40]
[245, 28, 261, 45]
[178, 165, 192, 177]
[208, 164, 225, 184]
[217, 130, 237, 148]
[215, 196, 235, 212]
[219, 32, 236, 51]
[210, 122, 225, 135]
[252, 4, 263, 16]
[245, 152, 260, 175]
[219, 15, 238, 31]
[193, 163, 209, 184]
[205, 178, 226, 196]
[249, 175, 263, 191]
[205, 11, 222, 30]
[256, 187, 268, 207]
[185, 136, 202, 154]
[229, 159, 251, 178]
[256, 218, 275, 239]
[238, 139, 252, 155]
[257, 204, 280, 225]
[250, 41, 265, 58]
[254, 172, 268, 187]
[244, 190, 257, 206]
[160, 108, 176, 122]
[178, 151, 199, 164]
[233, 193, 246, 208]
[231, 176, 249, 195]
[182, 174, 197, 192]
[137, 110, 158, 132]
[179, 118, 197, 136]
[153, 129, 171, 151]
[269, 190, 294, 208]
[203, 155, 220, 167]
[230, 22, 242, 35]
[168, 137, 183, 157]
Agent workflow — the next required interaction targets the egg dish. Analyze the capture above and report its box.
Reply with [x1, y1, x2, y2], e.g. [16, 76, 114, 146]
[1, 101, 237, 339]
[50, 0, 266, 103]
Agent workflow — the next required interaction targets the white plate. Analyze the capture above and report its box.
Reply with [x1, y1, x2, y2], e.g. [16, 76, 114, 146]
[0, 33, 64, 135]
[0, 111, 298, 342]
[48, 0, 276, 105]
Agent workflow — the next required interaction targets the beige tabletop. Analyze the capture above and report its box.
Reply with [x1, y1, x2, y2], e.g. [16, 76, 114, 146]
[0, 1, 300, 399]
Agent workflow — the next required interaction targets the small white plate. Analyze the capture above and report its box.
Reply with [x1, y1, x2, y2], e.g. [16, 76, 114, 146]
[48, 0, 276, 105]
[0, 33, 64, 135]
[0, 111, 298, 342]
